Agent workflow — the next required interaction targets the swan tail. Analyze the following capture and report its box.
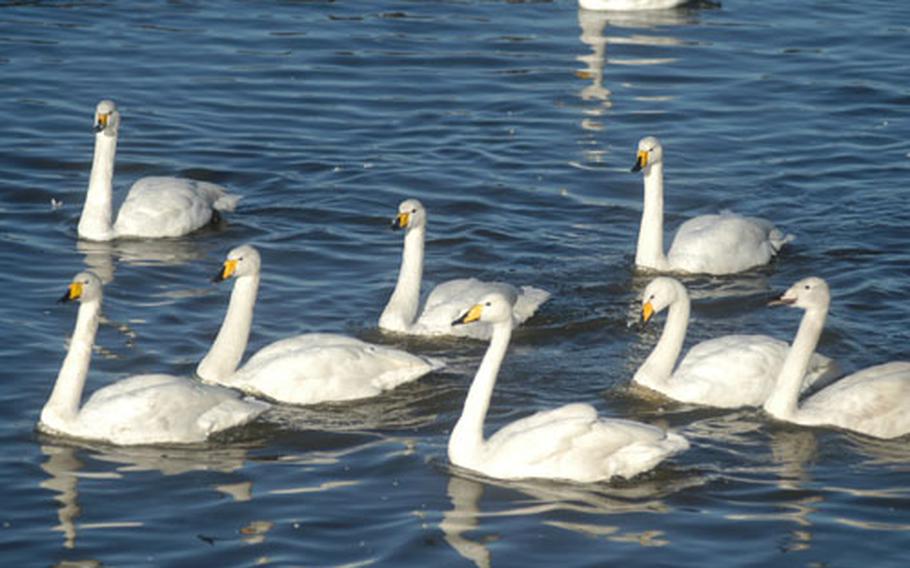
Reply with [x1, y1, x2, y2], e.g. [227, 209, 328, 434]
[768, 229, 795, 254]
[513, 286, 551, 324]
[191, 180, 240, 212]
[607, 430, 689, 479]
[196, 396, 269, 434]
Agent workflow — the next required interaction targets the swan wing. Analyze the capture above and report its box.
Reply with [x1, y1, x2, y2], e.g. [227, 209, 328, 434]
[483, 404, 687, 482]
[78, 374, 267, 444]
[113, 177, 239, 238]
[800, 362, 910, 438]
[231, 336, 442, 405]
[668, 213, 792, 275]
[671, 335, 837, 407]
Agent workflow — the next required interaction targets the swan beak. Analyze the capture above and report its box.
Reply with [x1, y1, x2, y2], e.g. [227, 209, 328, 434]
[768, 294, 796, 307]
[58, 282, 83, 303]
[641, 301, 655, 323]
[453, 304, 483, 326]
[391, 212, 410, 230]
[213, 259, 238, 283]
[631, 150, 648, 172]
[94, 113, 108, 133]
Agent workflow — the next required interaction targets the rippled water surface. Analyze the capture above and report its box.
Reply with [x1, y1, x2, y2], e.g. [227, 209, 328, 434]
[2, 0, 910, 565]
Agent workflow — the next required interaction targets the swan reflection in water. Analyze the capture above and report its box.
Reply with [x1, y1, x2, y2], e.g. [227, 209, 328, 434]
[38, 440, 254, 552]
[441, 466, 703, 567]
[76, 236, 214, 284]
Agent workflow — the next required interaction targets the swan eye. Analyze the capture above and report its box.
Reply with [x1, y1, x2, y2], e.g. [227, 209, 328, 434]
[804, 285, 810, 290]
[485, 301, 492, 307]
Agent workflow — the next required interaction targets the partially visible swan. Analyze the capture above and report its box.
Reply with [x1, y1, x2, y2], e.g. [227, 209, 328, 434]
[631, 136, 793, 275]
[197, 245, 442, 405]
[636, 277, 840, 408]
[77, 100, 239, 241]
[763, 277, 910, 439]
[448, 292, 688, 482]
[39, 271, 268, 445]
[580, 0, 690, 10]
[379, 199, 550, 340]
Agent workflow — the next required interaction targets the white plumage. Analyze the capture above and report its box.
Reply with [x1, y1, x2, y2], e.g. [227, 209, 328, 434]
[39, 271, 268, 445]
[77, 100, 238, 241]
[635, 277, 840, 408]
[579, 0, 690, 10]
[448, 293, 688, 483]
[196, 245, 442, 405]
[631, 136, 792, 275]
[379, 199, 550, 340]
[763, 277, 910, 439]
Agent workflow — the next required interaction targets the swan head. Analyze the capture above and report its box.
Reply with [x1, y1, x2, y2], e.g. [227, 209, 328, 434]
[391, 199, 426, 231]
[640, 277, 686, 323]
[452, 293, 512, 326]
[213, 244, 261, 282]
[94, 99, 121, 136]
[772, 277, 830, 312]
[58, 271, 103, 304]
[631, 136, 663, 173]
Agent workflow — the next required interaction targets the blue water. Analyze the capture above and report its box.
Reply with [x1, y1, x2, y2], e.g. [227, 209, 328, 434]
[2, 0, 910, 565]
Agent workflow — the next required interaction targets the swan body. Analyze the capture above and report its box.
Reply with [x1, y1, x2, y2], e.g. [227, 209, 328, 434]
[580, 0, 688, 10]
[635, 277, 839, 408]
[39, 271, 268, 445]
[448, 293, 688, 483]
[631, 136, 793, 275]
[196, 245, 442, 405]
[77, 100, 239, 241]
[379, 199, 550, 340]
[763, 277, 910, 439]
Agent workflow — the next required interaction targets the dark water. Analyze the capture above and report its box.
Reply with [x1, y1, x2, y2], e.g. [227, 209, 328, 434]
[2, 0, 910, 565]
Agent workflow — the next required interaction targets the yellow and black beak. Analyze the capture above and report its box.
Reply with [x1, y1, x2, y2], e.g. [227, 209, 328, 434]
[58, 282, 83, 304]
[453, 304, 483, 326]
[641, 301, 655, 324]
[391, 211, 410, 230]
[213, 259, 238, 283]
[94, 112, 109, 133]
[631, 149, 648, 173]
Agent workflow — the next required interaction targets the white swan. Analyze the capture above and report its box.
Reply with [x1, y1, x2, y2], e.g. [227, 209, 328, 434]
[448, 292, 688, 482]
[39, 271, 268, 445]
[763, 277, 910, 439]
[77, 100, 239, 241]
[636, 277, 840, 408]
[379, 199, 550, 340]
[196, 245, 442, 405]
[631, 136, 793, 275]
[580, 0, 690, 10]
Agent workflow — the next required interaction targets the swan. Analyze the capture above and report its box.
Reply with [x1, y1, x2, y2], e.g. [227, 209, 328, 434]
[631, 136, 793, 275]
[77, 100, 239, 241]
[39, 271, 269, 445]
[379, 198, 550, 340]
[448, 292, 688, 482]
[636, 277, 840, 408]
[579, 0, 689, 10]
[763, 277, 910, 439]
[196, 245, 443, 405]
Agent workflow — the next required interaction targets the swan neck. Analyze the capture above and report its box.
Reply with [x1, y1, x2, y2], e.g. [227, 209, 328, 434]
[380, 227, 425, 331]
[635, 292, 689, 388]
[78, 131, 118, 241]
[449, 321, 511, 465]
[42, 299, 101, 428]
[636, 163, 669, 270]
[196, 274, 259, 382]
[764, 306, 828, 419]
